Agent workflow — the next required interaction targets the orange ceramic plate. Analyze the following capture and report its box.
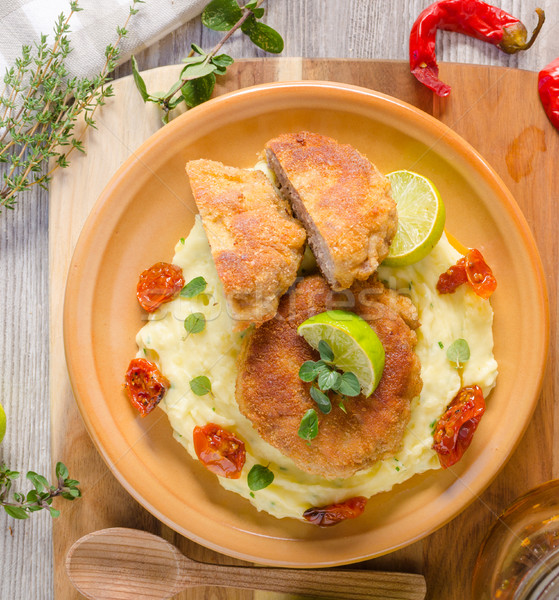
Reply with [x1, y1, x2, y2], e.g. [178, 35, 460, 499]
[64, 81, 548, 566]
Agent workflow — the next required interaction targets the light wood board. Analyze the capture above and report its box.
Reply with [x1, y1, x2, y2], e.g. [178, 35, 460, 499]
[49, 58, 559, 600]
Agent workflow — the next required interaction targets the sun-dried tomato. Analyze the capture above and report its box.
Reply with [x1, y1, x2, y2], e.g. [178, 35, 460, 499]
[437, 249, 496, 299]
[464, 249, 497, 299]
[124, 358, 170, 417]
[303, 496, 367, 527]
[433, 385, 486, 469]
[436, 257, 468, 294]
[136, 262, 184, 312]
[193, 423, 246, 479]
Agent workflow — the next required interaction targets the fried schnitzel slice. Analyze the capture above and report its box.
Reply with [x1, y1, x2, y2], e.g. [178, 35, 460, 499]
[185, 159, 306, 329]
[235, 275, 422, 479]
[265, 131, 398, 291]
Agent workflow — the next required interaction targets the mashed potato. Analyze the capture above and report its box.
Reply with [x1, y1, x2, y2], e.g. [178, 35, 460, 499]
[135, 218, 498, 521]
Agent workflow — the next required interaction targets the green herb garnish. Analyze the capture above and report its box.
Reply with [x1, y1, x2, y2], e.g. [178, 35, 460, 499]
[298, 409, 319, 442]
[181, 276, 207, 298]
[132, 0, 283, 123]
[0, 462, 80, 520]
[310, 387, 332, 414]
[438, 341, 444, 349]
[247, 464, 274, 491]
[446, 338, 470, 368]
[184, 312, 206, 334]
[189, 375, 212, 396]
[318, 340, 334, 362]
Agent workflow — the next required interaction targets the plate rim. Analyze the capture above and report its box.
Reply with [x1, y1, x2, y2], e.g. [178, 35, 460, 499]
[63, 79, 550, 566]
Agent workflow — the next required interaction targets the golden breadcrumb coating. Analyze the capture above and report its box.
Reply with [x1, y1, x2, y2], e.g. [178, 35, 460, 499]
[236, 275, 422, 479]
[266, 131, 398, 291]
[186, 159, 306, 329]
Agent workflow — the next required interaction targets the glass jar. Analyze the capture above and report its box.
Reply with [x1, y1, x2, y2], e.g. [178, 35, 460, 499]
[472, 479, 559, 599]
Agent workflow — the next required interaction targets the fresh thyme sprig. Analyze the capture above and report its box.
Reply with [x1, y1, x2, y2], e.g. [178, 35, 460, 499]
[132, 0, 283, 123]
[0, 462, 80, 519]
[0, 0, 142, 211]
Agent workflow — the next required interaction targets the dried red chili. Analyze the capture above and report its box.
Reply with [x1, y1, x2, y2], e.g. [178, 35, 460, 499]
[136, 262, 184, 312]
[303, 496, 367, 527]
[538, 57, 559, 131]
[193, 423, 246, 479]
[124, 358, 170, 417]
[433, 385, 486, 468]
[410, 1, 545, 96]
[437, 248, 496, 299]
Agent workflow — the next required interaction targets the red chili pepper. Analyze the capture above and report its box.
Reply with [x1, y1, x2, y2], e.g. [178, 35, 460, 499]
[539, 57, 559, 131]
[410, 1, 545, 96]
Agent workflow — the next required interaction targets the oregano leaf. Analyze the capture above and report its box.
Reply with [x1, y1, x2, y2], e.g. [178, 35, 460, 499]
[202, 0, 243, 31]
[247, 464, 274, 491]
[318, 340, 334, 362]
[190, 375, 212, 396]
[184, 312, 206, 334]
[181, 72, 216, 108]
[181, 276, 207, 298]
[338, 372, 361, 397]
[241, 16, 284, 53]
[298, 409, 319, 441]
[446, 338, 470, 368]
[310, 386, 332, 414]
[317, 369, 340, 392]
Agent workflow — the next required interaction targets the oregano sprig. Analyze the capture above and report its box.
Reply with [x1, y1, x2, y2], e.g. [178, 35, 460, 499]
[297, 341, 362, 440]
[0, 462, 80, 520]
[131, 0, 284, 123]
[0, 0, 143, 211]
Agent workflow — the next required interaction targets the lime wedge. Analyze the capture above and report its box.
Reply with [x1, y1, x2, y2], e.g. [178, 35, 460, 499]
[0, 401, 6, 443]
[383, 170, 445, 267]
[297, 310, 385, 397]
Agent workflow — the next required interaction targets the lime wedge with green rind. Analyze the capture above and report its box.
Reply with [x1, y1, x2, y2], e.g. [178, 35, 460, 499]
[383, 170, 446, 267]
[297, 310, 385, 397]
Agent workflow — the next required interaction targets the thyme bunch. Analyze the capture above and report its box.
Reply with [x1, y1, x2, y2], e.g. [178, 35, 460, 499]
[0, 0, 142, 211]
[0, 462, 80, 519]
[132, 0, 283, 122]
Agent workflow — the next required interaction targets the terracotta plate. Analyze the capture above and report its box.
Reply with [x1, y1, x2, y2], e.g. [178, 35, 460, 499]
[64, 81, 548, 566]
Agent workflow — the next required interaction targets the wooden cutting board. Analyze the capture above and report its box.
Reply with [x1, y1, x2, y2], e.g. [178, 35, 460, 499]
[49, 58, 559, 600]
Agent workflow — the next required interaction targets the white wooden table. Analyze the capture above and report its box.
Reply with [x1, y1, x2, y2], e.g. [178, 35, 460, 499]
[1, 1, 557, 597]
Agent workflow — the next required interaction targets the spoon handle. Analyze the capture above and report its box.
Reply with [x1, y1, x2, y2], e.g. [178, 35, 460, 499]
[181, 558, 427, 600]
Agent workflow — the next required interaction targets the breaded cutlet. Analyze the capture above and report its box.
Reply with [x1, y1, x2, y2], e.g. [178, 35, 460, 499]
[235, 275, 422, 479]
[185, 159, 306, 329]
[265, 131, 398, 291]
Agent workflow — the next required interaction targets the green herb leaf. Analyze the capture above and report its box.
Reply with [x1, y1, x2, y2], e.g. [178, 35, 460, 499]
[438, 341, 444, 349]
[299, 361, 320, 382]
[338, 372, 361, 397]
[317, 369, 340, 392]
[26, 472, 49, 493]
[181, 72, 216, 108]
[247, 464, 274, 491]
[56, 462, 69, 479]
[318, 340, 334, 362]
[298, 409, 319, 441]
[3, 505, 29, 519]
[181, 276, 207, 298]
[190, 376, 212, 396]
[212, 53, 234, 67]
[338, 399, 347, 414]
[49, 507, 61, 518]
[446, 338, 470, 367]
[202, 0, 243, 31]
[182, 61, 217, 81]
[131, 56, 149, 102]
[310, 386, 332, 414]
[184, 312, 206, 334]
[241, 16, 284, 53]
[190, 43, 206, 56]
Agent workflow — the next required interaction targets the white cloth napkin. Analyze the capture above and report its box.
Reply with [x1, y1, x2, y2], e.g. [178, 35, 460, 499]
[0, 0, 208, 79]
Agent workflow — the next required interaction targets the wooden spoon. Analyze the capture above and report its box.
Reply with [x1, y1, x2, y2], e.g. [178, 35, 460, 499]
[66, 527, 426, 600]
